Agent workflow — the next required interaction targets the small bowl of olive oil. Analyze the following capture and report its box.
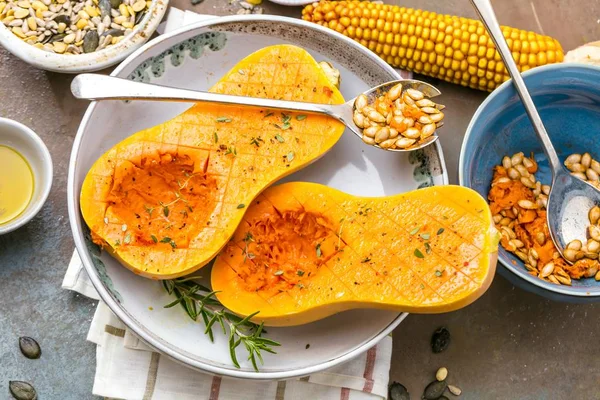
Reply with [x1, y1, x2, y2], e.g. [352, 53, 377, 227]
[0, 118, 53, 235]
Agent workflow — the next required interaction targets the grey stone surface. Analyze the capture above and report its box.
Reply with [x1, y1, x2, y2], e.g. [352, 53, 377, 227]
[1, 0, 599, 399]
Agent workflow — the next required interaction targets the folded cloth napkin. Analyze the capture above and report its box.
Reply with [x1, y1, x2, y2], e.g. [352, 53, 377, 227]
[61, 9, 401, 399]
[63, 252, 392, 400]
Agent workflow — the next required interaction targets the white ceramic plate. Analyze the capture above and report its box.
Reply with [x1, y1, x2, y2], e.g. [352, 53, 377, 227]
[68, 15, 448, 379]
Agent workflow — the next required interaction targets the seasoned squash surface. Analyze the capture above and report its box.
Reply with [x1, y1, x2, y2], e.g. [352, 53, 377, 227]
[212, 183, 499, 326]
[80, 45, 345, 279]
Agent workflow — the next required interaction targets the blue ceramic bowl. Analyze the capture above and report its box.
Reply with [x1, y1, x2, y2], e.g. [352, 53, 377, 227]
[459, 63, 600, 302]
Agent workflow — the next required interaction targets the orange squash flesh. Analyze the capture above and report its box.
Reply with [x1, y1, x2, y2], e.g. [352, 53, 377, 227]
[80, 45, 345, 279]
[211, 183, 499, 326]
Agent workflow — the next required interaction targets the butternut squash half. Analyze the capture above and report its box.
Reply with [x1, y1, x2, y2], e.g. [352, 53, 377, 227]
[80, 45, 345, 279]
[212, 183, 499, 326]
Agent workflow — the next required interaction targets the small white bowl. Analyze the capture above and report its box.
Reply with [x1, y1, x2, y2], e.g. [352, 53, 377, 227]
[0, 0, 168, 73]
[0, 118, 53, 235]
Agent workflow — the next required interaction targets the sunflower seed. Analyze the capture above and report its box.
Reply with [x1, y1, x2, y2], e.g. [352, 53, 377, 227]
[448, 384, 462, 396]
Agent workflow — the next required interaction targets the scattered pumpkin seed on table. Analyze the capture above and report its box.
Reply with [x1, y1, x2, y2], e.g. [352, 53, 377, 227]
[388, 382, 410, 400]
[431, 327, 451, 353]
[9, 381, 37, 400]
[0, 0, 151, 54]
[18, 336, 41, 359]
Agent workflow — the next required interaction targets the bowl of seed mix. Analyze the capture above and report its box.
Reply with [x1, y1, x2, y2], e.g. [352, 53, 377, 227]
[460, 63, 600, 302]
[0, 0, 167, 72]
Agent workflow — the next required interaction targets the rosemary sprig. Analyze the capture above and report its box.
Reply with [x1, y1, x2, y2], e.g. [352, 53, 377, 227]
[162, 277, 280, 371]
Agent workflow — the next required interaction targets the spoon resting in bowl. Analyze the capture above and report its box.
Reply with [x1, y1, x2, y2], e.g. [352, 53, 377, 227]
[470, 0, 600, 264]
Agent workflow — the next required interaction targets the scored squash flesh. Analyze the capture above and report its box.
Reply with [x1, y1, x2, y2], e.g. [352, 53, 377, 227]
[80, 45, 345, 279]
[211, 183, 499, 326]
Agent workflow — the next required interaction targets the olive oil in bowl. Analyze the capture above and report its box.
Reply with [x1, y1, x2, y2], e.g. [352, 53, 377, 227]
[0, 145, 34, 225]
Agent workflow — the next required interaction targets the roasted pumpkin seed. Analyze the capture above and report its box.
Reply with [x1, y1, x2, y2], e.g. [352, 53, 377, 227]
[431, 327, 450, 353]
[423, 380, 447, 400]
[388, 382, 410, 400]
[19, 337, 41, 359]
[9, 381, 37, 400]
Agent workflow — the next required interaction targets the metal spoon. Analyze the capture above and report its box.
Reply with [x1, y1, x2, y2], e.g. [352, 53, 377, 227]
[471, 0, 600, 263]
[70, 74, 442, 152]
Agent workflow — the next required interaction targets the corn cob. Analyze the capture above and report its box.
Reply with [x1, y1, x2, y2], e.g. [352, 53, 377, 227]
[302, 1, 564, 91]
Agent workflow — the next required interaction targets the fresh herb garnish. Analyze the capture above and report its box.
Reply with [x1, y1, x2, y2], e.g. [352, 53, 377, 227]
[244, 232, 254, 242]
[274, 123, 291, 130]
[420, 233, 431, 240]
[296, 283, 305, 289]
[264, 111, 274, 118]
[162, 278, 280, 372]
[274, 134, 285, 143]
[437, 228, 445, 235]
[361, 257, 371, 263]
[214, 132, 219, 143]
[297, 270, 305, 277]
[124, 234, 131, 244]
[435, 270, 443, 277]
[216, 117, 232, 123]
[316, 243, 322, 258]
[414, 249, 425, 258]
[250, 137, 264, 147]
[163, 205, 169, 217]
[160, 237, 172, 243]
[225, 146, 237, 156]
[237, 204, 246, 209]
[296, 114, 307, 121]
[409, 227, 420, 235]
[286, 152, 295, 162]
[151, 235, 158, 243]
[114, 239, 121, 246]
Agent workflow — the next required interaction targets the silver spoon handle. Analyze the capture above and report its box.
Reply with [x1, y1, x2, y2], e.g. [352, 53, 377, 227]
[71, 74, 340, 118]
[470, 0, 562, 172]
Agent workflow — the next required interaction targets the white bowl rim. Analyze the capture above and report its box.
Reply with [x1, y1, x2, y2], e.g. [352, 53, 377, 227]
[0, 0, 168, 73]
[0, 117, 53, 235]
[68, 14, 446, 379]
[458, 62, 600, 298]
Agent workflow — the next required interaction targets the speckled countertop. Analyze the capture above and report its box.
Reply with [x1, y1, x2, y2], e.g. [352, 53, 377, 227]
[1, 0, 600, 399]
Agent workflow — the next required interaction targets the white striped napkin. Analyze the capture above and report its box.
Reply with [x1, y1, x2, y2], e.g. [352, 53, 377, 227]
[61, 10, 403, 399]
[62, 252, 392, 400]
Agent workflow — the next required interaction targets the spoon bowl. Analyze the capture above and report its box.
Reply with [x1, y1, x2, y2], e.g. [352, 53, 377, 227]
[71, 75, 442, 153]
[547, 171, 600, 258]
